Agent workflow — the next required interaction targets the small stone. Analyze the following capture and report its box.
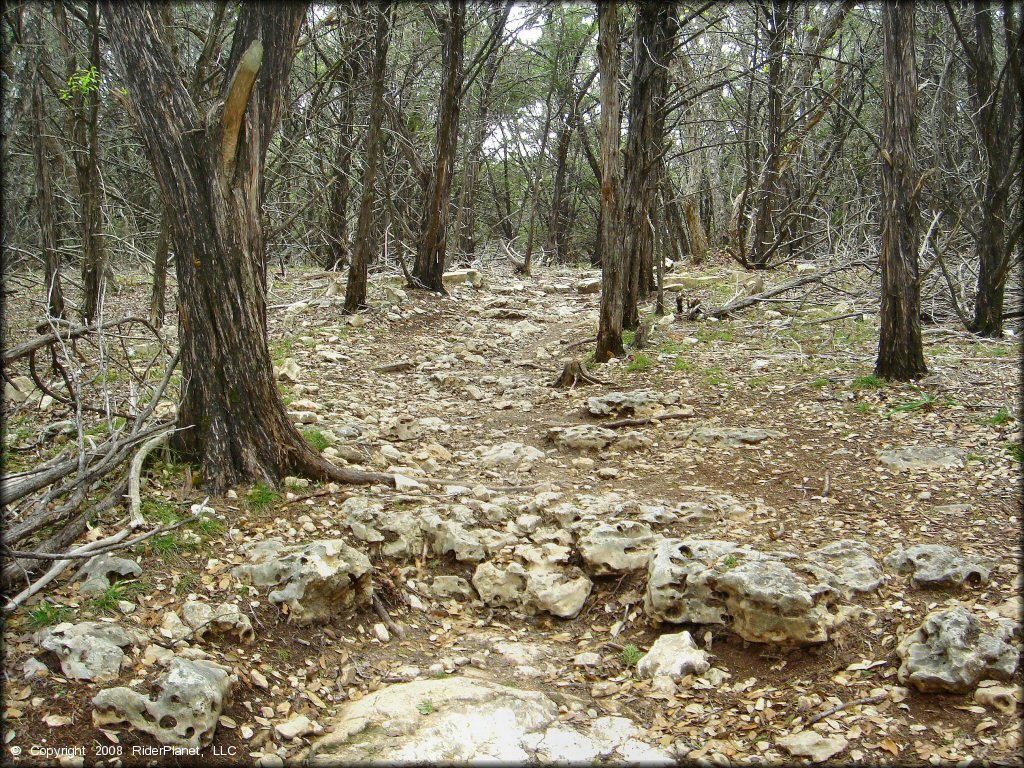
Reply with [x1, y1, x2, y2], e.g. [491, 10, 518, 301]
[777, 731, 848, 762]
[470, 652, 487, 668]
[428, 663, 445, 677]
[275, 714, 313, 741]
[573, 652, 601, 667]
[257, 755, 285, 768]
[597, 467, 620, 479]
[636, 631, 710, 680]
[590, 680, 618, 698]
[374, 623, 391, 643]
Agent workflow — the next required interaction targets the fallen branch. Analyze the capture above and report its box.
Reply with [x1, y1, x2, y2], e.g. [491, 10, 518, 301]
[805, 693, 888, 726]
[601, 409, 696, 429]
[705, 260, 871, 319]
[2, 316, 161, 366]
[376, 361, 417, 373]
[372, 594, 406, 641]
[127, 428, 174, 529]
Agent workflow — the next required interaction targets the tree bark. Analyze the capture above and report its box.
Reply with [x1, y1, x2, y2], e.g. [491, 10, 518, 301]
[963, 1, 1018, 337]
[750, 0, 793, 269]
[103, 2, 384, 492]
[594, 1, 625, 363]
[32, 60, 65, 319]
[345, 4, 393, 313]
[149, 214, 171, 326]
[412, 0, 466, 292]
[323, 7, 367, 271]
[622, 1, 677, 329]
[454, 7, 505, 263]
[876, 1, 926, 381]
[64, 1, 108, 321]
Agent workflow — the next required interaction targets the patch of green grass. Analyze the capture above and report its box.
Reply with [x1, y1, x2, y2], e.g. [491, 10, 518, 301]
[622, 329, 635, 346]
[704, 366, 726, 387]
[885, 392, 936, 418]
[142, 498, 182, 525]
[28, 601, 73, 629]
[175, 572, 200, 595]
[90, 580, 146, 614]
[621, 644, 643, 668]
[191, 513, 223, 538]
[985, 407, 1013, 427]
[855, 402, 872, 414]
[416, 700, 434, 715]
[672, 357, 693, 372]
[696, 326, 735, 344]
[430, 669, 453, 679]
[747, 376, 771, 389]
[247, 484, 280, 512]
[271, 339, 295, 364]
[302, 428, 330, 452]
[626, 354, 653, 373]
[1006, 442, 1024, 462]
[851, 374, 885, 391]
[722, 554, 738, 570]
[583, 351, 597, 371]
[659, 340, 687, 355]
[812, 377, 830, 388]
[276, 648, 291, 662]
[149, 532, 200, 557]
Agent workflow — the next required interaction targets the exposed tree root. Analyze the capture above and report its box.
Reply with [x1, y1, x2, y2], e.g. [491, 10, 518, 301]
[552, 358, 610, 388]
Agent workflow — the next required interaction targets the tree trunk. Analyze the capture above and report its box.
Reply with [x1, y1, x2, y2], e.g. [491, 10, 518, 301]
[965, 1, 1018, 337]
[594, 1, 625, 363]
[149, 213, 171, 325]
[323, 7, 366, 271]
[621, 1, 677, 330]
[412, 0, 466, 292]
[78, 1, 109, 321]
[454, 7, 504, 263]
[104, 2, 385, 492]
[32, 68, 65, 319]
[876, 1, 926, 381]
[750, 0, 793, 269]
[345, 4, 393, 313]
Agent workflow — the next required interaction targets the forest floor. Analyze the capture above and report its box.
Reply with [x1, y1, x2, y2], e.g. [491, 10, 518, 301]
[2, 256, 1022, 766]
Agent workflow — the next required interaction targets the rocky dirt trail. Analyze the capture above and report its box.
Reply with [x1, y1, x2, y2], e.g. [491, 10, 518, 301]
[2, 262, 1021, 766]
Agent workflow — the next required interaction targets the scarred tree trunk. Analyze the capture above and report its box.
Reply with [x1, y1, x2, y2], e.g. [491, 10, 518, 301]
[103, 2, 390, 492]
[594, 1, 625, 363]
[345, 4, 393, 313]
[32, 69, 64, 319]
[622, 1, 677, 330]
[412, 0, 466, 292]
[876, 1, 926, 380]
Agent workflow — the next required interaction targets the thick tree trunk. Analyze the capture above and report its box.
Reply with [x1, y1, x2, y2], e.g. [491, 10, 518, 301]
[345, 4, 393, 313]
[965, 1, 1017, 337]
[594, 1, 625, 363]
[32, 72, 65, 319]
[413, 0, 466, 292]
[104, 2, 387, 492]
[876, 1, 926, 381]
[621, 1, 676, 329]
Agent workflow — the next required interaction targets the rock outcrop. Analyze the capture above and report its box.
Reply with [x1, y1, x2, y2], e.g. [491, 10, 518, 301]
[232, 538, 372, 625]
[93, 657, 234, 749]
[896, 606, 1018, 693]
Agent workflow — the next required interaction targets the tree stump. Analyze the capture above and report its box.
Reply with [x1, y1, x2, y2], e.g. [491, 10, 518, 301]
[552, 359, 607, 388]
